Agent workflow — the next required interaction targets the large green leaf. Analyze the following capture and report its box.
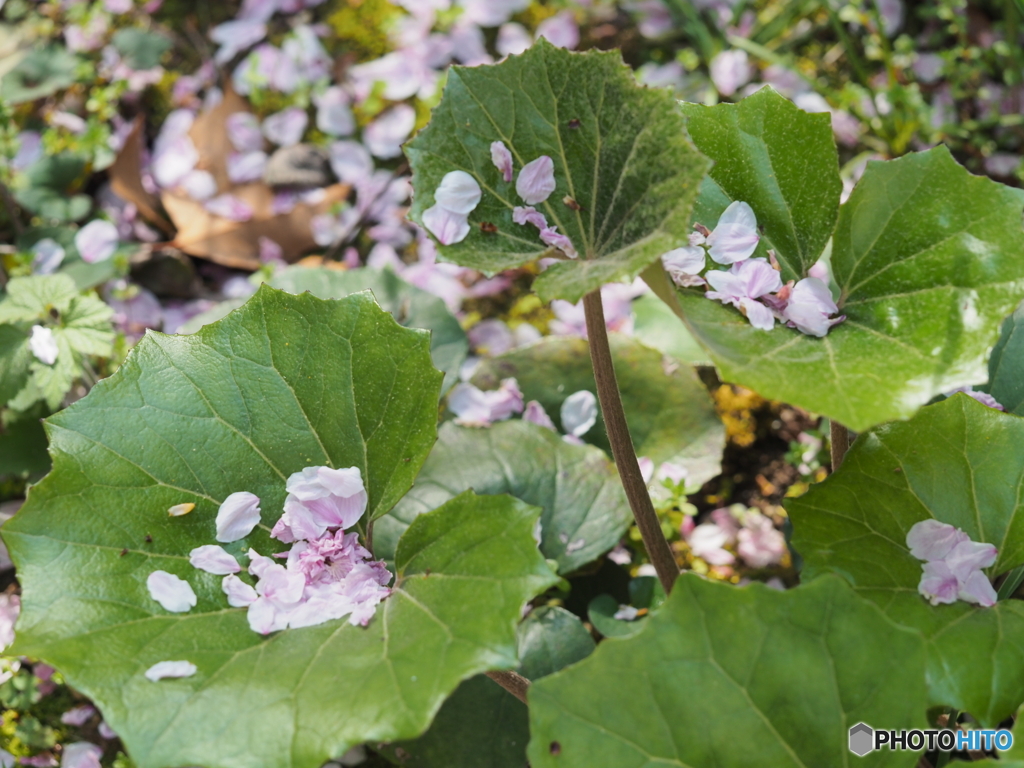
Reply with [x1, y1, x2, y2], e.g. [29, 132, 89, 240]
[382, 607, 593, 768]
[405, 40, 710, 303]
[985, 300, 1024, 414]
[375, 420, 631, 574]
[630, 293, 711, 366]
[472, 335, 724, 484]
[0, 415, 49, 478]
[181, 267, 468, 394]
[528, 575, 928, 768]
[3, 288, 559, 768]
[788, 394, 1024, 725]
[0, 45, 79, 104]
[270, 266, 468, 393]
[653, 146, 1024, 431]
[682, 88, 842, 282]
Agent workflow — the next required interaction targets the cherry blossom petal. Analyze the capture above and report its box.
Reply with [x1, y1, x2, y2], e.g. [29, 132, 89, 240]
[516, 155, 556, 205]
[329, 141, 374, 183]
[144, 660, 198, 681]
[189, 545, 242, 575]
[422, 204, 470, 245]
[706, 201, 759, 264]
[781, 277, 839, 337]
[75, 220, 120, 264]
[179, 169, 217, 201]
[560, 390, 597, 437]
[491, 141, 514, 182]
[31, 239, 65, 275]
[945, 538, 998, 581]
[535, 10, 579, 49]
[739, 297, 776, 331]
[146, 571, 197, 613]
[225, 112, 264, 152]
[434, 170, 482, 214]
[523, 400, 556, 431]
[958, 569, 998, 607]
[906, 519, 966, 561]
[662, 245, 705, 286]
[215, 491, 262, 543]
[496, 22, 533, 56]
[226, 151, 268, 184]
[363, 105, 416, 159]
[204, 194, 254, 222]
[262, 107, 308, 147]
[512, 205, 548, 229]
[222, 574, 258, 607]
[29, 326, 58, 365]
[539, 227, 578, 258]
[918, 560, 959, 605]
[60, 706, 96, 726]
[315, 86, 355, 137]
[60, 743, 102, 768]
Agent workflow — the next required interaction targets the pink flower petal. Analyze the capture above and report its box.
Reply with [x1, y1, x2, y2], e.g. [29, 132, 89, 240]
[516, 155, 556, 205]
[490, 141, 514, 182]
[434, 170, 482, 214]
[422, 204, 470, 245]
[523, 400, 556, 431]
[215, 492, 262, 543]
[906, 519, 967, 561]
[222, 574, 258, 607]
[146, 571, 197, 613]
[225, 112, 263, 152]
[189, 545, 242, 575]
[262, 107, 308, 147]
[75, 220, 120, 264]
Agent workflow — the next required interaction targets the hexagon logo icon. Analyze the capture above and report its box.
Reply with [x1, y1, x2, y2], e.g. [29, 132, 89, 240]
[849, 723, 874, 757]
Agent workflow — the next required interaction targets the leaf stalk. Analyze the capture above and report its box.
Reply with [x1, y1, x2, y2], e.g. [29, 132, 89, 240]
[486, 670, 530, 704]
[582, 289, 679, 595]
[830, 420, 850, 470]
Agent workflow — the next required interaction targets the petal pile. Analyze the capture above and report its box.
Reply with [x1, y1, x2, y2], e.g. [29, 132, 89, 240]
[906, 519, 998, 607]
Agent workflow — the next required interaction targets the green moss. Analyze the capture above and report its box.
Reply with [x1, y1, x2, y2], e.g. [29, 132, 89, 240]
[327, 0, 402, 62]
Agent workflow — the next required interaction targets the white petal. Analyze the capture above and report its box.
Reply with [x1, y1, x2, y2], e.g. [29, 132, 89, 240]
[215, 491, 262, 543]
[189, 545, 241, 575]
[29, 325, 59, 365]
[560, 390, 597, 437]
[434, 170, 482, 215]
[146, 571, 197, 613]
[144, 660, 197, 681]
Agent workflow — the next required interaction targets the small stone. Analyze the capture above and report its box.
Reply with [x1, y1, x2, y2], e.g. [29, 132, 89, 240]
[263, 144, 335, 188]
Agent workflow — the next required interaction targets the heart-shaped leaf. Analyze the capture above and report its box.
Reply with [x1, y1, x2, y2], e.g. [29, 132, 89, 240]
[2, 289, 559, 768]
[652, 146, 1024, 431]
[180, 267, 468, 394]
[375, 420, 632, 574]
[788, 394, 1024, 725]
[382, 607, 593, 768]
[682, 87, 842, 282]
[405, 40, 710, 303]
[984, 300, 1024, 415]
[471, 335, 724, 484]
[528, 574, 928, 768]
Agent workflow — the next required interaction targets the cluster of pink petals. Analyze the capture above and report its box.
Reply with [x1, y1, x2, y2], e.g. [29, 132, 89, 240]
[907, 519, 998, 607]
[661, 200, 844, 336]
[143, 466, 389, 685]
[684, 507, 787, 569]
[946, 386, 1005, 411]
[448, 377, 524, 426]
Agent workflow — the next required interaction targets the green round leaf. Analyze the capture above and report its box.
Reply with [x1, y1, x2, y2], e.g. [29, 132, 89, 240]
[586, 593, 643, 638]
[472, 335, 724, 484]
[375, 420, 632, 574]
[630, 292, 711, 366]
[528, 575, 928, 768]
[382, 607, 593, 768]
[0, 289, 561, 768]
[271, 266, 468, 393]
[0, 45, 79, 104]
[111, 28, 172, 70]
[788, 394, 1024, 725]
[182, 267, 468, 394]
[405, 40, 710, 303]
[517, 606, 595, 680]
[656, 146, 1024, 431]
[682, 87, 842, 282]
